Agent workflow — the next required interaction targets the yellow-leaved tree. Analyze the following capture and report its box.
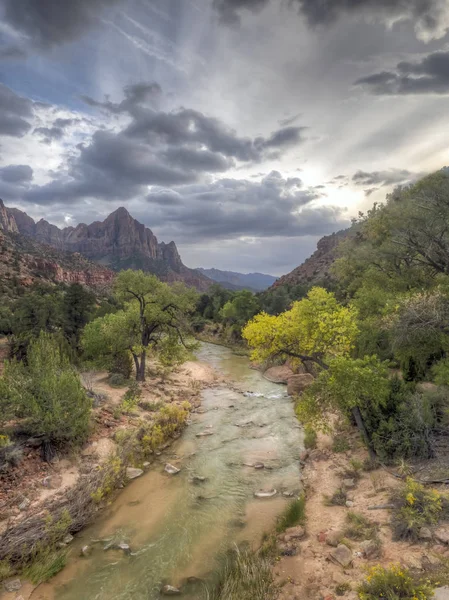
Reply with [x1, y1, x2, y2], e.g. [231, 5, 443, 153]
[242, 287, 358, 370]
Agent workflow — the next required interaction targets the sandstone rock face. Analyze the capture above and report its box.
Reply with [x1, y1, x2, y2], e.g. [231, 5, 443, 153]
[9, 204, 210, 290]
[270, 229, 350, 290]
[0, 199, 18, 233]
[287, 373, 314, 396]
[263, 365, 294, 384]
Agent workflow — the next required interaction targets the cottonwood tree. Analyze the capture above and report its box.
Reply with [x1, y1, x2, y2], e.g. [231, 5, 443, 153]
[242, 287, 358, 370]
[82, 270, 197, 381]
[243, 288, 389, 454]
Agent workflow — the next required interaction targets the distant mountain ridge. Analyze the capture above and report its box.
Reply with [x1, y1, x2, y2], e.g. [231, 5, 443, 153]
[197, 268, 277, 291]
[6, 204, 211, 291]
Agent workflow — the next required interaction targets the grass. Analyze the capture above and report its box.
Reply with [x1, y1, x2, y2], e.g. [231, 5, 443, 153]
[276, 495, 306, 533]
[22, 548, 67, 584]
[208, 546, 277, 600]
[344, 511, 378, 541]
[303, 427, 317, 450]
[138, 400, 165, 412]
[0, 559, 14, 582]
[333, 436, 350, 453]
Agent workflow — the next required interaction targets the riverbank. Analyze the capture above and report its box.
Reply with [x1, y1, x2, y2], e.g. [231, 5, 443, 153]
[272, 426, 449, 600]
[0, 358, 218, 597]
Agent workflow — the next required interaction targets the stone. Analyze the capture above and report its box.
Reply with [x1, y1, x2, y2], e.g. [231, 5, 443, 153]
[142, 461, 151, 468]
[63, 534, 74, 545]
[3, 579, 21, 592]
[284, 526, 306, 541]
[419, 527, 433, 540]
[360, 539, 381, 560]
[329, 544, 353, 568]
[161, 584, 181, 596]
[118, 542, 131, 555]
[126, 467, 143, 480]
[18, 498, 30, 511]
[263, 365, 294, 384]
[254, 489, 277, 498]
[165, 463, 180, 475]
[278, 542, 298, 556]
[81, 545, 92, 557]
[254, 462, 265, 469]
[192, 476, 207, 483]
[326, 530, 343, 548]
[287, 373, 314, 397]
[345, 500, 354, 508]
[196, 431, 214, 437]
[435, 527, 449, 545]
[434, 587, 449, 600]
[343, 479, 355, 489]
[42, 475, 63, 489]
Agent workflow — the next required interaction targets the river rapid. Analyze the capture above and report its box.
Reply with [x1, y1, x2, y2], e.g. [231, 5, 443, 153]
[32, 342, 304, 600]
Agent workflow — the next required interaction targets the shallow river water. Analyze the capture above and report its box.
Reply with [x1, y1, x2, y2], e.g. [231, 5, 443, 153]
[32, 342, 303, 600]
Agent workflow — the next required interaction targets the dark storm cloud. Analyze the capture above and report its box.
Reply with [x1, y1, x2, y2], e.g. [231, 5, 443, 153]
[356, 51, 449, 95]
[1, 0, 121, 49]
[214, 0, 449, 39]
[0, 84, 34, 137]
[81, 82, 162, 114]
[0, 46, 27, 60]
[142, 172, 348, 243]
[260, 126, 306, 149]
[0, 164, 33, 183]
[352, 169, 423, 187]
[0, 164, 33, 201]
[34, 126, 64, 143]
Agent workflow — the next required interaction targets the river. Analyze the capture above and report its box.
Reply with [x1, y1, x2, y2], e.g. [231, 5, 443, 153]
[32, 342, 303, 600]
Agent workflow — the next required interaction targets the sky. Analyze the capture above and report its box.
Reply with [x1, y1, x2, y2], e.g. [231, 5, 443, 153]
[0, 0, 449, 275]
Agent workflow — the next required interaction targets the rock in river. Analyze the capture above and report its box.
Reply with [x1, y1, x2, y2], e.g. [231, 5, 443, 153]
[165, 463, 181, 475]
[161, 584, 181, 595]
[196, 431, 214, 437]
[254, 489, 277, 498]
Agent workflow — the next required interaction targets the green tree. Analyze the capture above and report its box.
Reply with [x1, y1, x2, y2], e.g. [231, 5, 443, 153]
[61, 283, 95, 349]
[220, 290, 260, 330]
[297, 356, 390, 458]
[0, 332, 91, 460]
[82, 270, 197, 381]
[243, 287, 358, 369]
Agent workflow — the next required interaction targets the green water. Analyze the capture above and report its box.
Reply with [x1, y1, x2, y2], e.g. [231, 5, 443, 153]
[34, 343, 303, 600]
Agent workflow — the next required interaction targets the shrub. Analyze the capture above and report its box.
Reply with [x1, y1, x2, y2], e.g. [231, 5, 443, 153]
[109, 373, 127, 387]
[0, 333, 91, 459]
[276, 495, 306, 533]
[120, 381, 142, 413]
[304, 427, 317, 449]
[325, 488, 347, 506]
[344, 512, 378, 541]
[391, 478, 446, 541]
[333, 437, 350, 453]
[358, 565, 434, 600]
[335, 582, 351, 596]
[138, 400, 164, 412]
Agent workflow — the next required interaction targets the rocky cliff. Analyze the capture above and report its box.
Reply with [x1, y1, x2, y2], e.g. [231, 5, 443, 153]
[272, 229, 350, 290]
[0, 199, 18, 233]
[7, 205, 210, 291]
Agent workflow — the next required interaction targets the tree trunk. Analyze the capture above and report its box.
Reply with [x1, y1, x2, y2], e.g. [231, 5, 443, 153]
[136, 351, 146, 382]
[351, 406, 376, 461]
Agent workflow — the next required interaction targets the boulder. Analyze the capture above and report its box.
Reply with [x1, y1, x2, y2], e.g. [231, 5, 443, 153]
[360, 539, 381, 560]
[18, 498, 30, 511]
[419, 527, 433, 541]
[435, 527, 449, 545]
[329, 544, 352, 567]
[345, 500, 354, 508]
[3, 579, 21, 593]
[343, 479, 355, 489]
[287, 374, 314, 397]
[284, 526, 306, 542]
[165, 463, 180, 475]
[126, 467, 143, 480]
[254, 462, 265, 469]
[117, 542, 131, 555]
[81, 545, 92, 557]
[254, 489, 277, 498]
[278, 542, 298, 556]
[326, 530, 344, 548]
[63, 534, 74, 545]
[192, 476, 207, 483]
[161, 585, 181, 596]
[263, 365, 294, 384]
